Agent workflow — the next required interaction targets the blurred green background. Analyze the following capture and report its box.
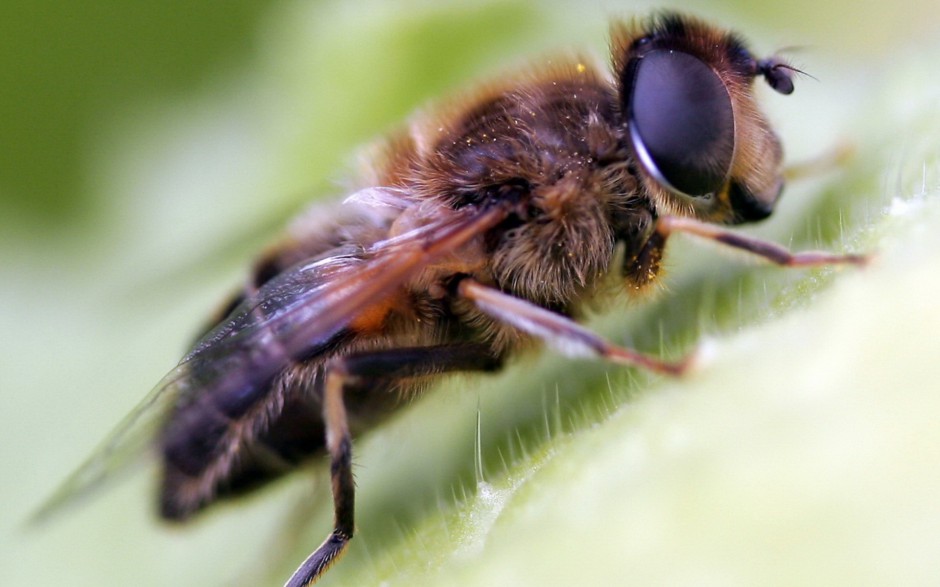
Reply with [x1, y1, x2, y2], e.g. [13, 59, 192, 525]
[3, 1, 940, 586]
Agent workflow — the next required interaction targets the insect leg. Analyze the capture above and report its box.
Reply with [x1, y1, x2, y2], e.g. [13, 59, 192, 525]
[457, 278, 690, 375]
[783, 141, 854, 182]
[285, 345, 501, 587]
[656, 215, 868, 267]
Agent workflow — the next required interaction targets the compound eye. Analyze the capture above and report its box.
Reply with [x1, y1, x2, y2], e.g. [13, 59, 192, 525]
[627, 50, 735, 198]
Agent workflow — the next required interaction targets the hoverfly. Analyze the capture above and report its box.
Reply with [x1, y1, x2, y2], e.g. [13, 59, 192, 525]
[39, 11, 866, 586]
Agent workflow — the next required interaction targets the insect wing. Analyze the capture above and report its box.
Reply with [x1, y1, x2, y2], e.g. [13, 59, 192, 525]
[30, 363, 187, 524]
[174, 201, 509, 414]
[34, 201, 507, 522]
[31, 255, 363, 524]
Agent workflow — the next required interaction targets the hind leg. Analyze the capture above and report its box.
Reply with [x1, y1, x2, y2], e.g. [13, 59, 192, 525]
[284, 345, 501, 586]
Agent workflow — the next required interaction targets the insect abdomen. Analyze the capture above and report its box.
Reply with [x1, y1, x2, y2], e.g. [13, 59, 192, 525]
[158, 332, 351, 519]
[159, 379, 328, 520]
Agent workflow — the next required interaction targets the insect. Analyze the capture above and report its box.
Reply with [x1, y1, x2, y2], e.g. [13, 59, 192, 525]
[40, 11, 866, 586]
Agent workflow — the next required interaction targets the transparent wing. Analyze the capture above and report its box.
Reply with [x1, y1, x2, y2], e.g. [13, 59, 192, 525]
[32, 255, 362, 523]
[32, 201, 508, 523]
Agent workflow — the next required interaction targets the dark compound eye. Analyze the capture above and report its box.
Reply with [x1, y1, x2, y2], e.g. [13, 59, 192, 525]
[627, 50, 735, 198]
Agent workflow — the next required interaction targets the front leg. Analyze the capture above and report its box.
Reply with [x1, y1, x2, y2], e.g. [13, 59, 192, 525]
[623, 214, 867, 289]
[655, 215, 868, 268]
[459, 205, 868, 377]
[284, 345, 501, 587]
